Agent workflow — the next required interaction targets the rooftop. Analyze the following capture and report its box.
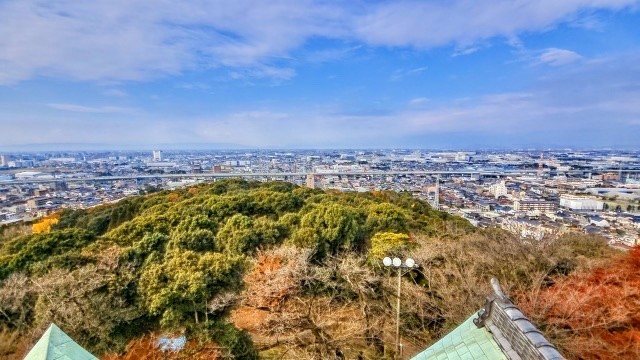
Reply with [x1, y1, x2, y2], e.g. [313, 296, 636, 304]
[412, 279, 565, 360]
[411, 315, 506, 360]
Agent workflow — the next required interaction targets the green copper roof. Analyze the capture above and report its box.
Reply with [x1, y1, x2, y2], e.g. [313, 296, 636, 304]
[23, 323, 98, 360]
[411, 314, 507, 360]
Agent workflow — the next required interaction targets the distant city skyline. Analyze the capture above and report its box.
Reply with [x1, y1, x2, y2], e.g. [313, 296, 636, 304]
[1, 1, 640, 149]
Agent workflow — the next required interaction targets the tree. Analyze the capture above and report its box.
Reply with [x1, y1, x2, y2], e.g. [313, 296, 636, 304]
[0, 229, 95, 279]
[121, 232, 169, 265]
[169, 214, 218, 252]
[247, 189, 303, 216]
[290, 203, 365, 261]
[216, 214, 260, 254]
[106, 213, 173, 246]
[0, 273, 36, 332]
[367, 232, 411, 265]
[138, 250, 246, 328]
[518, 247, 640, 359]
[85, 212, 111, 235]
[365, 203, 410, 235]
[169, 228, 216, 252]
[0, 179, 494, 358]
[174, 214, 217, 233]
[32, 214, 60, 234]
[28, 248, 144, 354]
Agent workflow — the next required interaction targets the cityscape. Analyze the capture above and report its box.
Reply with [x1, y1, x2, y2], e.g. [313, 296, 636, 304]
[2, 0, 640, 359]
[2, 149, 639, 249]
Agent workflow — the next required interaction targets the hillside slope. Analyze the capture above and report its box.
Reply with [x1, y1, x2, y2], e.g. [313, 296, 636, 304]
[0, 179, 618, 359]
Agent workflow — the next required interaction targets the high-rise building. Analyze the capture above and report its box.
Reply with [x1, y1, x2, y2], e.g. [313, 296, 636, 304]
[0, 155, 8, 167]
[305, 174, 316, 189]
[489, 180, 507, 198]
[152, 150, 162, 162]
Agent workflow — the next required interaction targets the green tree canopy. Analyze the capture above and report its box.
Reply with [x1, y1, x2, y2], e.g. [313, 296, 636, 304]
[367, 232, 412, 265]
[365, 203, 411, 235]
[290, 203, 365, 260]
[139, 250, 246, 328]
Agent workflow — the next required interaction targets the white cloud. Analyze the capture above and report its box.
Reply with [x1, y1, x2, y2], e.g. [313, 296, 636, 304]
[0, 0, 343, 84]
[452, 45, 485, 57]
[0, 0, 636, 84]
[303, 45, 362, 63]
[159, 82, 637, 147]
[410, 97, 429, 105]
[538, 48, 583, 66]
[228, 66, 296, 81]
[189, 54, 640, 147]
[103, 89, 128, 97]
[353, 0, 637, 48]
[391, 67, 428, 81]
[0, 51, 629, 148]
[175, 83, 211, 91]
[48, 103, 132, 113]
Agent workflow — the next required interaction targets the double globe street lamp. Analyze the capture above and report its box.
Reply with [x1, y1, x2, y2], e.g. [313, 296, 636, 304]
[383, 256, 418, 358]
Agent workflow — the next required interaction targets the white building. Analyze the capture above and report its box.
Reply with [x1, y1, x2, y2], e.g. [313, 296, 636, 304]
[152, 150, 163, 162]
[499, 218, 557, 241]
[489, 180, 507, 198]
[15, 171, 52, 180]
[560, 194, 604, 211]
[0, 155, 8, 167]
[455, 152, 470, 162]
[48, 157, 76, 163]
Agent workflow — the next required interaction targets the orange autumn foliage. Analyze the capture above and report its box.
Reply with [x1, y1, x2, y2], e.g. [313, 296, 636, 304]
[240, 247, 310, 312]
[518, 247, 640, 359]
[103, 334, 222, 360]
[167, 193, 181, 202]
[31, 212, 60, 234]
[243, 253, 288, 310]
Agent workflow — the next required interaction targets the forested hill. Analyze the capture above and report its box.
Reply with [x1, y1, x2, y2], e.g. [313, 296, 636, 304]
[0, 179, 619, 359]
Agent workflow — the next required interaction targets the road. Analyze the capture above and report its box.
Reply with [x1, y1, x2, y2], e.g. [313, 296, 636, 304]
[2, 169, 639, 184]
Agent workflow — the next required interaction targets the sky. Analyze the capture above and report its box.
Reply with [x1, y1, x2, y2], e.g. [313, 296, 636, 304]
[1, 0, 640, 150]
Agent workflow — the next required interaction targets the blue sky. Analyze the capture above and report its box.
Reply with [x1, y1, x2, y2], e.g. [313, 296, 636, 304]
[1, 0, 639, 150]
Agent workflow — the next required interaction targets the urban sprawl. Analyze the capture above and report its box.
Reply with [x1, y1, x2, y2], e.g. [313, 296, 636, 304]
[1, 149, 639, 248]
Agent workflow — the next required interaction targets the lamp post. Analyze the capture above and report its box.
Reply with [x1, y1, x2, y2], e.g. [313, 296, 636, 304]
[383, 256, 418, 358]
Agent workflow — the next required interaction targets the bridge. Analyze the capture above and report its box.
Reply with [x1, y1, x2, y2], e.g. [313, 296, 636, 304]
[1, 169, 639, 185]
